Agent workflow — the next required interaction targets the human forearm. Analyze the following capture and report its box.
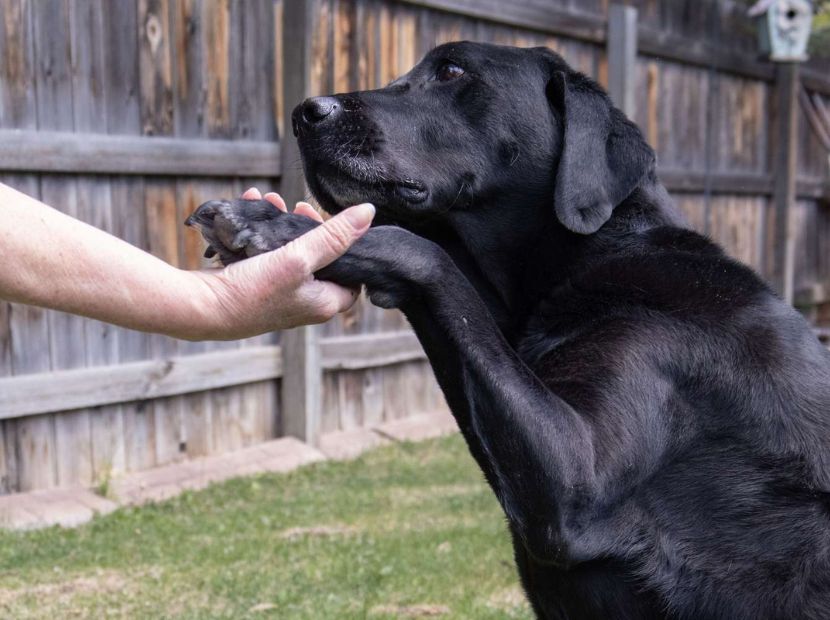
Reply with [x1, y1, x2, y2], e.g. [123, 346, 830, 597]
[0, 183, 374, 341]
[0, 182, 213, 339]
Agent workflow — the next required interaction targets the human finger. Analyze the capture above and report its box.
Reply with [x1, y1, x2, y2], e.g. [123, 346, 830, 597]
[305, 281, 360, 319]
[263, 192, 288, 212]
[242, 187, 262, 200]
[294, 201, 324, 222]
[285, 203, 375, 273]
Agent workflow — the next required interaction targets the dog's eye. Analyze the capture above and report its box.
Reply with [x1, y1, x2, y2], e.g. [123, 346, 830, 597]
[436, 62, 465, 82]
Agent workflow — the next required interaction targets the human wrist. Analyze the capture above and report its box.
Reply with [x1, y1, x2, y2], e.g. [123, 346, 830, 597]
[162, 269, 231, 341]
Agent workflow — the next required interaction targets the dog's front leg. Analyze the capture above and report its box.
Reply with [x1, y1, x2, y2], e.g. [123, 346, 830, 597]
[187, 201, 599, 563]
[399, 272, 599, 564]
[322, 228, 601, 564]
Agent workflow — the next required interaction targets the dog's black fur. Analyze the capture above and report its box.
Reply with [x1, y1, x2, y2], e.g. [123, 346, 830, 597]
[187, 43, 830, 619]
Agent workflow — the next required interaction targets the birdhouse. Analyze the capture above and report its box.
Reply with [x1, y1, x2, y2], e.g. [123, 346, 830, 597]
[748, 0, 814, 62]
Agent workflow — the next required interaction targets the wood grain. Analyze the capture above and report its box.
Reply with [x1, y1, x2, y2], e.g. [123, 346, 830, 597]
[0, 346, 283, 419]
[0, 130, 282, 177]
[0, 0, 827, 493]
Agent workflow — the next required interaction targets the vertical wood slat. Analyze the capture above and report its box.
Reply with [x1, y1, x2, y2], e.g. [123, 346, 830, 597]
[231, 0, 277, 142]
[234, 4, 281, 446]
[203, 0, 231, 138]
[607, 3, 637, 118]
[0, 6, 38, 497]
[771, 63, 800, 305]
[139, 0, 178, 471]
[281, 0, 323, 445]
[171, 0, 213, 459]
[145, 181, 184, 466]
[49, 0, 112, 488]
[23, 0, 85, 492]
[172, 0, 206, 139]
[101, 2, 143, 483]
[177, 180, 216, 458]
[138, 0, 174, 136]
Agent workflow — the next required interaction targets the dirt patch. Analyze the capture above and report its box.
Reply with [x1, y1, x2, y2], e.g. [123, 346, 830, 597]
[278, 523, 359, 541]
[370, 603, 451, 617]
[0, 569, 129, 607]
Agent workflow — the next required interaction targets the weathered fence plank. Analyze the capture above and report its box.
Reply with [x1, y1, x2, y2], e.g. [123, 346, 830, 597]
[0, 130, 282, 177]
[103, 2, 144, 478]
[607, 4, 637, 118]
[0, 346, 284, 420]
[771, 63, 801, 304]
[0, 0, 36, 128]
[319, 332, 425, 369]
[659, 170, 828, 200]
[139, 0, 174, 136]
[0, 332, 428, 421]
[281, 0, 325, 445]
[145, 180, 183, 468]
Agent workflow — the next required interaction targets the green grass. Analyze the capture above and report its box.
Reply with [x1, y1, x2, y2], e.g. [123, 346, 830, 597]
[0, 435, 532, 619]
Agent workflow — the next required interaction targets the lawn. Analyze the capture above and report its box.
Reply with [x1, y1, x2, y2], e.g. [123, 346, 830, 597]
[0, 435, 532, 619]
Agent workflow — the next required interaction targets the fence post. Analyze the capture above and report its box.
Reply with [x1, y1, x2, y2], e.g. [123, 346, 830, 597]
[607, 4, 638, 118]
[771, 62, 800, 305]
[280, 0, 323, 445]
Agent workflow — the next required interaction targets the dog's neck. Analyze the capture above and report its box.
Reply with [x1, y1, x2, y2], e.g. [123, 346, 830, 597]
[419, 178, 685, 340]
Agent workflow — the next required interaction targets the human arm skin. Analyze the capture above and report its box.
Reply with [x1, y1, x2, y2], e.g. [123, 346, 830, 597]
[0, 182, 374, 341]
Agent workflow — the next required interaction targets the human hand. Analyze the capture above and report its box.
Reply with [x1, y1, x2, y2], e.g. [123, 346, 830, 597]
[185, 188, 374, 340]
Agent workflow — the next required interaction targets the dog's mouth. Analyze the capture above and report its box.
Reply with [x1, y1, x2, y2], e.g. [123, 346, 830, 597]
[309, 160, 430, 215]
[394, 179, 429, 202]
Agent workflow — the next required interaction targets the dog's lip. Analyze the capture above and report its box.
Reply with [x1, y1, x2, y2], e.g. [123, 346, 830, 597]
[399, 179, 425, 191]
[395, 179, 428, 204]
[313, 161, 429, 205]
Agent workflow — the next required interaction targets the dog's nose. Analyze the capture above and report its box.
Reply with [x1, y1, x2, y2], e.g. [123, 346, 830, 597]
[301, 96, 340, 125]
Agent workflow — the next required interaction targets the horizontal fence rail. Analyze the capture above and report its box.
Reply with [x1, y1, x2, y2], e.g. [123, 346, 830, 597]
[0, 130, 282, 177]
[659, 170, 829, 201]
[1, 131, 823, 200]
[319, 331, 425, 369]
[0, 346, 284, 419]
[0, 332, 426, 419]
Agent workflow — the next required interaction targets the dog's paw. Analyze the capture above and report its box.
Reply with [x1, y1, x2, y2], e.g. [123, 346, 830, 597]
[317, 226, 446, 311]
[185, 199, 317, 265]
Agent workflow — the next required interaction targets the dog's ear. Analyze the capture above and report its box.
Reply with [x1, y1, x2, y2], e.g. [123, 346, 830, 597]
[547, 70, 655, 234]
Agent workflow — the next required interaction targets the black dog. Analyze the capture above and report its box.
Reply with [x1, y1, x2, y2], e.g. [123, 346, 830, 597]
[187, 42, 830, 619]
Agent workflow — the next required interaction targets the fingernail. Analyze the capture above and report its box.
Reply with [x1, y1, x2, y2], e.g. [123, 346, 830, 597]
[245, 186, 257, 194]
[345, 203, 376, 229]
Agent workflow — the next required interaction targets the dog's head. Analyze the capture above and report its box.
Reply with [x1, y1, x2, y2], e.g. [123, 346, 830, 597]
[293, 41, 654, 235]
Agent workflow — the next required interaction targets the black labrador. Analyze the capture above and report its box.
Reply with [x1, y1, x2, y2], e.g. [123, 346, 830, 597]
[186, 42, 830, 619]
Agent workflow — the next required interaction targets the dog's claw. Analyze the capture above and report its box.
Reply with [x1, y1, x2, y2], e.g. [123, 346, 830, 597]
[232, 229, 254, 251]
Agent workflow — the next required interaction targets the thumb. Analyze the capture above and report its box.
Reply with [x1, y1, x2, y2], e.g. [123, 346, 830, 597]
[286, 203, 375, 272]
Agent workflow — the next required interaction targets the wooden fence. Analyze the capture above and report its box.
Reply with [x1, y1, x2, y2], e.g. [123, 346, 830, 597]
[0, 0, 827, 494]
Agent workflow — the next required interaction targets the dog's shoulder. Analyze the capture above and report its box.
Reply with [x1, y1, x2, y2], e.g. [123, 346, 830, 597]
[521, 223, 830, 450]
[519, 226, 769, 363]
